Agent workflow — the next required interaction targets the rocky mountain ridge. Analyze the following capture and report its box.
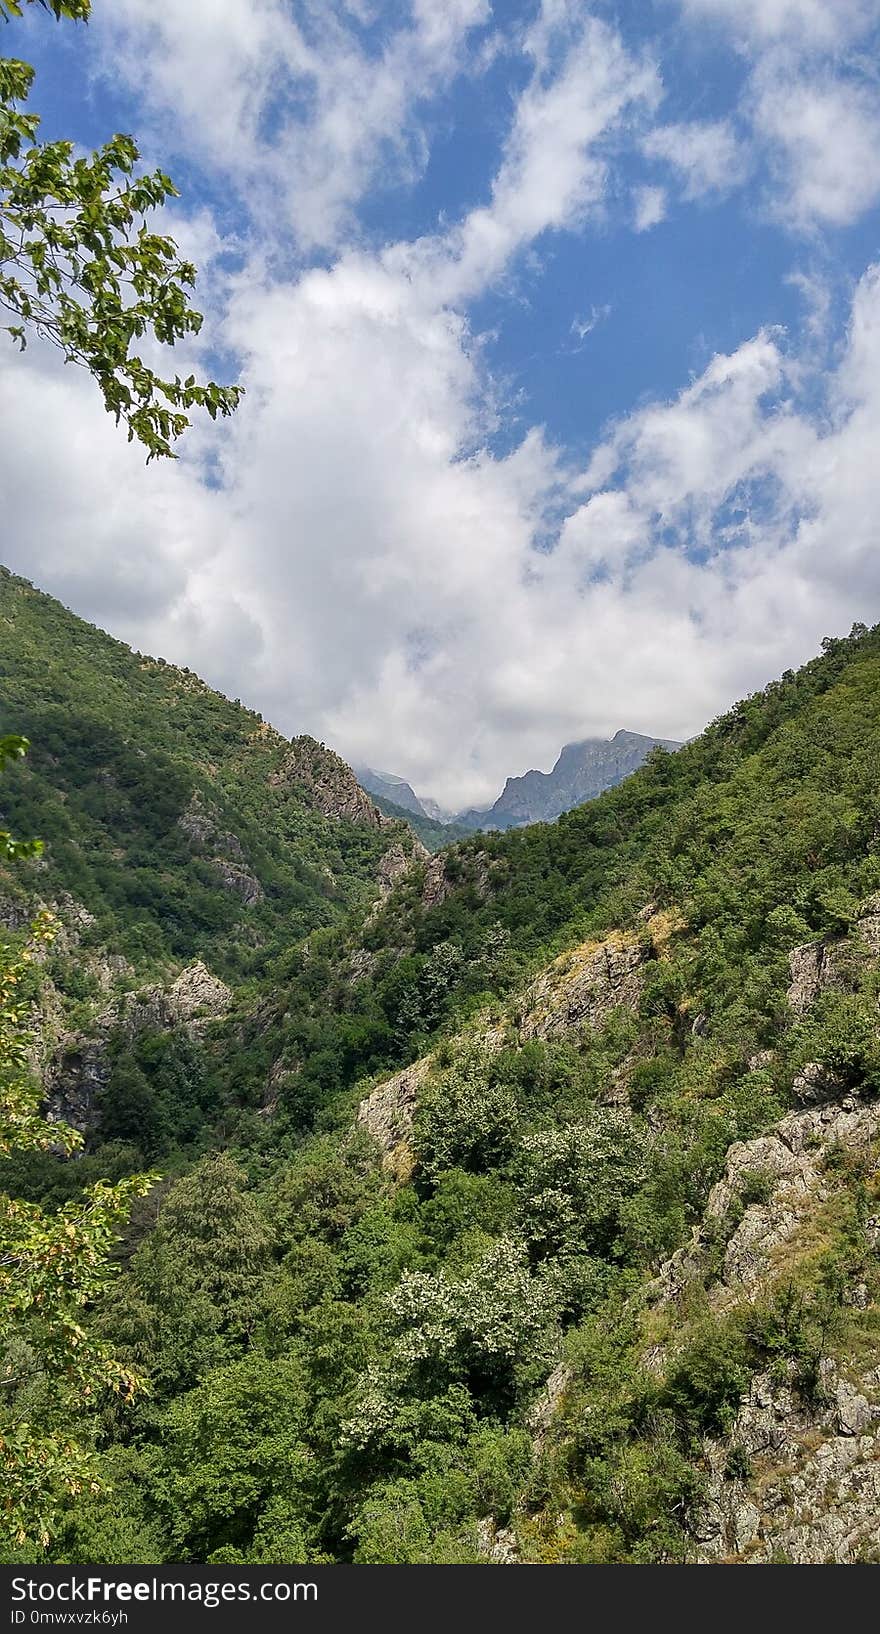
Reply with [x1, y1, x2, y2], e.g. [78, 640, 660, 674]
[361, 729, 684, 838]
[457, 728, 683, 830]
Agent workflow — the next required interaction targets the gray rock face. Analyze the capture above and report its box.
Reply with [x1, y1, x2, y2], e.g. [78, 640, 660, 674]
[177, 794, 244, 858]
[356, 766, 429, 821]
[178, 795, 264, 903]
[791, 1060, 840, 1104]
[855, 893, 880, 954]
[653, 1094, 880, 1312]
[696, 1361, 880, 1563]
[786, 941, 838, 1013]
[377, 842, 423, 897]
[272, 737, 391, 829]
[421, 854, 454, 910]
[786, 898, 880, 1012]
[44, 961, 232, 1134]
[528, 1362, 572, 1455]
[519, 933, 646, 1042]
[167, 960, 233, 1025]
[457, 729, 681, 831]
[207, 857, 264, 905]
[45, 1035, 111, 1134]
[475, 1518, 520, 1564]
[346, 947, 377, 985]
[356, 1056, 434, 1157]
[637, 1083, 880, 1563]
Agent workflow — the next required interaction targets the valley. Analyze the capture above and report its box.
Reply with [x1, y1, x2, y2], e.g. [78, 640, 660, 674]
[2, 570, 880, 1564]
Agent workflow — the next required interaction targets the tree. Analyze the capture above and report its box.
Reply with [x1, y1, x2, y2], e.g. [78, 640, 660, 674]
[1, 1, 242, 458]
[0, 735, 154, 1553]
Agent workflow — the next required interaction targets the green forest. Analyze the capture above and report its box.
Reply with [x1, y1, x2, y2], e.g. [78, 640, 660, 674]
[2, 569, 879, 1565]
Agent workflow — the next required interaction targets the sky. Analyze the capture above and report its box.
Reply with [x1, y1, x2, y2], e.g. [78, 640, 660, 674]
[3, 0, 880, 809]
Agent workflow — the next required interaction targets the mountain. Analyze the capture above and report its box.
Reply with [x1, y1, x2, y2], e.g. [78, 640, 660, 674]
[419, 795, 456, 825]
[456, 728, 682, 830]
[355, 765, 429, 821]
[0, 567, 422, 981]
[354, 767, 470, 850]
[3, 575, 880, 1567]
[368, 790, 472, 852]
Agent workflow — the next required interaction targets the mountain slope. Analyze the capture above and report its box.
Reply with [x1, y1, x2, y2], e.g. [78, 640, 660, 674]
[0, 567, 419, 980]
[356, 766, 429, 820]
[369, 791, 472, 852]
[456, 728, 682, 830]
[3, 591, 880, 1567]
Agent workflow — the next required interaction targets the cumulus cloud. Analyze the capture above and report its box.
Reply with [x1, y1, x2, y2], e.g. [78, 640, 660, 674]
[5, 3, 880, 810]
[675, 0, 880, 230]
[750, 69, 880, 228]
[633, 184, 667, 231]
[392, 12, 659, 305]
[93, 0, 493, 250]
[7, 248, 880, 808]
[642, 119, 748, 200]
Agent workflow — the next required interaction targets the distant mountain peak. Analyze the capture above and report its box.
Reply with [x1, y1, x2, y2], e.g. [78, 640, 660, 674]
[355, 765, 430, 822]
[454, 728, 682, 831]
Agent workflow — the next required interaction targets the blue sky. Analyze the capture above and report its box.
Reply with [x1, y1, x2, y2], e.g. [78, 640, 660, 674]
[4, 1, 880, 806]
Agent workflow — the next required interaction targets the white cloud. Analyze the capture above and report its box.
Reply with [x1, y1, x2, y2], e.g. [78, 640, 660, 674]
[6, 4, 880, 812]
[570, 304, 612, 344]
[397, 12, 660, 305]
[751, 70, 880, 228]
[677, 0, 879, 50]
[642, 119, 748, 199]
[93, 0, 492, 250]
[8, 252, 880, 809]
[786, 268, 833, 344]
[675, 0, 880, 231]
[634, 184, 667, 231]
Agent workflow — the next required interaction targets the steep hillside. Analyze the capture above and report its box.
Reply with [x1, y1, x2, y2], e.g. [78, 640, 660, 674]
[3, 604, 880, 1567]
[0, 567, 420, 980]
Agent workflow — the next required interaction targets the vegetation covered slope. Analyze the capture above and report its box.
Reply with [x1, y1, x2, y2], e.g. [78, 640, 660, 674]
[367, 790, 470, 852]
[2, 593, 880, 1565]
[0, 567, 416, 980]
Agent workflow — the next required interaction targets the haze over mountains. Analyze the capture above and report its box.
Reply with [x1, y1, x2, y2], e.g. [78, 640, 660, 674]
[358, 729, 682, 837]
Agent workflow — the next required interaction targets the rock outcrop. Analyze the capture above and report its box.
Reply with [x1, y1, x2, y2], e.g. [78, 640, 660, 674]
[653, 1092, 880, 1312]
[44, 961, 232, 1133]
[420, 850, 492, 911]
[178, 795, 264, 904]
[45, 1035, 111, 1134]
[356, 1055, 434, 1164]
[271, 737, 392, 829]
[207, 857, 264, 905]
[695, 1360, 880, 1563]
[786, 896, 880, 1013]
[786, 941, 841, 1014]
[422, 853, 454, 910]
[167, 960, 233, 1026]
[519, 932, 646, 1042]
[377, 841, 424, 897]
[644, 1084, 880, 1561]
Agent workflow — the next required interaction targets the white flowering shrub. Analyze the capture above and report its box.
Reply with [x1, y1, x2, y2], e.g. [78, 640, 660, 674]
[413, 1047, 518, 1180]
[517, 1110, 648, 1260]
[342, 1237, 556, 1454]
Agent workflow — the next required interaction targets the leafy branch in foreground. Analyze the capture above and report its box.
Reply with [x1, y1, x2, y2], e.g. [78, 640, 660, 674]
[0, 739, 155, 1553]
[0, 2, 243, 459]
